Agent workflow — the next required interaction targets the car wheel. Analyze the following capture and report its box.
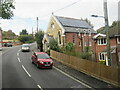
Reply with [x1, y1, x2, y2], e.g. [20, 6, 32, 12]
[32, 60, 34, 64]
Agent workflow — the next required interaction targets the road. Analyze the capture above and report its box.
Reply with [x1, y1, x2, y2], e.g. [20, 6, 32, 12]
[1, 43, 93, 89]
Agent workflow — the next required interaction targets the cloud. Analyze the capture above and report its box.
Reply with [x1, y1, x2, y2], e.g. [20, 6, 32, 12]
[1, 0, 119, 35]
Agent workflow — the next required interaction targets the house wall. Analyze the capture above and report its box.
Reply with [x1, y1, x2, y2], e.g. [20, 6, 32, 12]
[46, 17, 62, 39]
[94, 36, 120, 67]
[65, 32, 96, 53]
[46, 16, 65, 46]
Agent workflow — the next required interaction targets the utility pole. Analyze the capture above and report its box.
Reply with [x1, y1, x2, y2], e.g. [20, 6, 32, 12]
[36, 17, 38, 33]
[103, 0, 111, 65]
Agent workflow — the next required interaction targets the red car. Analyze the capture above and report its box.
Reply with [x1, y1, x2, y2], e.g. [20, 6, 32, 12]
[31, 52, 53, 69]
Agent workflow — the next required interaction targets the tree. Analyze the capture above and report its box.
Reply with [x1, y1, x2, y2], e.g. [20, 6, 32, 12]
[18, 35, 34, 43]
[35, 30, 44, 51]
[2, 30, 16, 39]
[0, 0, 15, 19]
[20, 29, 28, 35]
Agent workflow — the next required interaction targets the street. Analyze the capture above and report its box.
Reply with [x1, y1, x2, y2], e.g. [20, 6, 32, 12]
[1, 43, 92, 89]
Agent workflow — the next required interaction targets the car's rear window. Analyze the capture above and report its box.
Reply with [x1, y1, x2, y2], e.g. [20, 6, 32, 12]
[37, 54, 50, 59]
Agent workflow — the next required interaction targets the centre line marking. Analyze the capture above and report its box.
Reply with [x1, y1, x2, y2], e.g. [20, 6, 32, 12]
[17, 53, 19, 56]
[37, 85, 43, 90]
[18, 58, 21, 62]
[22, 65, 31, 77]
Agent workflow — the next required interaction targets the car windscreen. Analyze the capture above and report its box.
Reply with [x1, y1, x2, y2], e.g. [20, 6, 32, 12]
[22, 45, 29, 47]
[37, 54, 50, 59]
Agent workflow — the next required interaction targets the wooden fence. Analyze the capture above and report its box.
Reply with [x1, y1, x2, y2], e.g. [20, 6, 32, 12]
[50, 50, 120, 87]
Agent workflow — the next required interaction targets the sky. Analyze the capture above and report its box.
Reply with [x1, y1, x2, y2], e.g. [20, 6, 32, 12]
[0, 0, 119, 35]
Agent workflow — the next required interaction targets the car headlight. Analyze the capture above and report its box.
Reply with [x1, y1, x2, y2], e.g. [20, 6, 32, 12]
[50, 61, 53, 64]
[40, 61, 44, 64]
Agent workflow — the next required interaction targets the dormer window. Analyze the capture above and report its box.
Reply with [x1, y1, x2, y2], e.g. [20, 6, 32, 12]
[51, 23, 55, 30]
[98, 38, 106, 45]
[84, 32, 86, 36]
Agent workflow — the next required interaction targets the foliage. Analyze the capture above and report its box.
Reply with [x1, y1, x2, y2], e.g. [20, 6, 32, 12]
[20, 29, 28, 35]
[98, 60, 106, 65]
[35, 30, 44, 52]
[49, 38, 60, 51]
[80, 46, 91, 60]
[65, 42, 74, 52]
[18, 35, 34, 43]
[97, 21, 120, 33]
[0, 0, 15, 19]
[2, 30, 16, 40]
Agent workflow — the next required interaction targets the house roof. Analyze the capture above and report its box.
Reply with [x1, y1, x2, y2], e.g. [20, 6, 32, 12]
[93, 33, 106, 39]
[54, 16, 96, 33]
[55, 16, 92, 29]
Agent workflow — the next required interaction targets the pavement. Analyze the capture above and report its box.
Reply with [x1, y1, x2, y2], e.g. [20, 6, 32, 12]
[52, 58, 119, 89]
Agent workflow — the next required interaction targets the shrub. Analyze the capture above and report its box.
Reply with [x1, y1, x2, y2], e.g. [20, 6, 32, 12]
[49, 38, 60, 51]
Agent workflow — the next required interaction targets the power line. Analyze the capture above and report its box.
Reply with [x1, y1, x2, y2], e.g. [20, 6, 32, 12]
[39, 0, 81, 18]
[54, 0, 81, 13]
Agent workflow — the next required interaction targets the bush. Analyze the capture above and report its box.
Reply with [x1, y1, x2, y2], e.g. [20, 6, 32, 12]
[65, 42, 74, 52]
[49, 38, 60, 51]
[18, 35, 34, 43]
[99, 60, 106, 65]
[80, 52, 91, 60]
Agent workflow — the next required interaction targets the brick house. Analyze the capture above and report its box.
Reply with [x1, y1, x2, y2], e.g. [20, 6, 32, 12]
[93, 27, 120, 66]
[42, 14, 96, 54]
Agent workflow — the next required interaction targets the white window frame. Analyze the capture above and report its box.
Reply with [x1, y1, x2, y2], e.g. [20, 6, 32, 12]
[84, 42, 86, 46]
[89, 41, 92, 46]
[117, 37, 120, 44]
[51, 24, 55, 30]
[84, 32, 86, 36]
[118, 52, 120, 62]
[89, 32, 91, 36]
[98, 38, 107, 45]
[98, 53, 106, 60]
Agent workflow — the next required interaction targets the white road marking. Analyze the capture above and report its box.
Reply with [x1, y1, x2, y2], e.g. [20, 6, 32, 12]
[19, 49, 21, 52]
[17, 53, 19, 56]
[17, 58, 21, 62]
[22, 65, 31, 77]
[37, 85, 43, 90]
[53, 66, 92, 88]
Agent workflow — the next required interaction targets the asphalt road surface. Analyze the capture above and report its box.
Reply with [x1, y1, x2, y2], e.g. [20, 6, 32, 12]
[1, 43, 93, 90]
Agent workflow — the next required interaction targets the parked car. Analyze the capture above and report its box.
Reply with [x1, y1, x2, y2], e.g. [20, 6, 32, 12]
[31, 52, 53, 69]
[4, 42, 12, 47]
[21, 44, 30, 52]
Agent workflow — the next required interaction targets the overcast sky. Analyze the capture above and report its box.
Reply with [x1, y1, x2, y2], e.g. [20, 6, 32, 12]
[0, 0, 119, 35]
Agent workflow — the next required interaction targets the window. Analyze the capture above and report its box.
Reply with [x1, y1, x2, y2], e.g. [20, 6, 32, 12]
[73, 34, 75, 44]
[89, 32, 91, 36]
[98, 38, 106, 45]
[51, 24, 55, 30]
[89, 41, 92, 46]
[84, 42, 86, 46]
[118, 52, 120, 62]
[99, 53, 106, 60]
[79, 41, 81, 46]
[58, 31, 61, 44]
[84, 32, 86, 36]
[117, 36, 120, 44]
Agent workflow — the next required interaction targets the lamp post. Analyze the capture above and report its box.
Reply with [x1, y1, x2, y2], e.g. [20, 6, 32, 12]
[36, 17, 38, 33]
[91, 0, 111, 66]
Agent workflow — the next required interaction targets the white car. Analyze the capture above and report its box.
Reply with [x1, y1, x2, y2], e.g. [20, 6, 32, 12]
[21, 44, 30, 52]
